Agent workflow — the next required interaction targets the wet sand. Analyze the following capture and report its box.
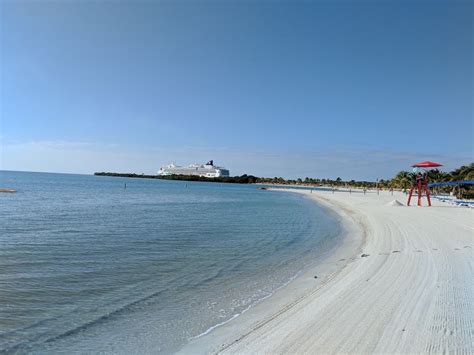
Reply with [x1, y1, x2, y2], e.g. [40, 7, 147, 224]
[182, 188, 473, 354]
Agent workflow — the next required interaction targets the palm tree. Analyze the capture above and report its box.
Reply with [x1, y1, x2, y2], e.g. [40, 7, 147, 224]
[391, 171, 412, 190]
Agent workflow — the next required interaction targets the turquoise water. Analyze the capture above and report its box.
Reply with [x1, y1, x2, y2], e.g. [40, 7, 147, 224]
[0, 171, 341, 353]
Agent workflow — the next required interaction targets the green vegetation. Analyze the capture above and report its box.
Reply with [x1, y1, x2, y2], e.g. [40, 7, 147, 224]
[94, 172, 259, 184]
[393, 163, 474, 199]
[390, 163, 473, 187]
[254, 176, 377, 188]
[257, 163, 473, 190]
[94, 163, 473, 197]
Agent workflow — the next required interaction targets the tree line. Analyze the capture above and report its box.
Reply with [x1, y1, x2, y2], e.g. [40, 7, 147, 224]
[256, 163, 473, 194]
[94, 172, 260, 184]
[94, 163, 473, 195]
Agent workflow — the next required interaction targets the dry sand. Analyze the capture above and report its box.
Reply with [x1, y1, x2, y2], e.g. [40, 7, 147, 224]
[182, 188, 473, 354]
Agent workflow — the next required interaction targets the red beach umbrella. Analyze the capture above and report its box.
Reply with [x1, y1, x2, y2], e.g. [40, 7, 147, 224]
[411, 161, 443, 168]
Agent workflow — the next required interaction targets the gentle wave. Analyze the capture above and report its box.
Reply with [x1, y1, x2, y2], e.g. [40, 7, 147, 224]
[190, 269, 303, 340]
[0, 171, 341, 353]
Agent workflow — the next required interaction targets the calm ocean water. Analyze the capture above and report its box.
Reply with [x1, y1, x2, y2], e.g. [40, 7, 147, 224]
[0, 171, 341, 353]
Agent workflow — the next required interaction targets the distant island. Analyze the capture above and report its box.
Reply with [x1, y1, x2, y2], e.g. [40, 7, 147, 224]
[94, 163, 473, 198]
[94, 172, 259, 184]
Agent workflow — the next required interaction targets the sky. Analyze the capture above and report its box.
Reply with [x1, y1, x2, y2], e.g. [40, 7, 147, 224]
[1, 0, 472, 180]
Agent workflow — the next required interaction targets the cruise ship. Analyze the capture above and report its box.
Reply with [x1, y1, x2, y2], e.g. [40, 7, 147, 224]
[158, 160, 230, 178]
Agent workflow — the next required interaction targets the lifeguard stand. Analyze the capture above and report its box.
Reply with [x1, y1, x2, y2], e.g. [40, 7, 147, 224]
[407, 161, 442, 207]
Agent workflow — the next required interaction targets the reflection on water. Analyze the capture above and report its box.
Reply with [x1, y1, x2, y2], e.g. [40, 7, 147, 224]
[0, 171, 340, 353]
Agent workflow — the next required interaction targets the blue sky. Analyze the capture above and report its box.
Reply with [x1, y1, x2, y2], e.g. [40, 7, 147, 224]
[1, 0, 472, 179]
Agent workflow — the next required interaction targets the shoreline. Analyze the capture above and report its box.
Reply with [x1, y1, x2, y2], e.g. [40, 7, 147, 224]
[181, 188, 473, 354]
[179, 188, 367, 354]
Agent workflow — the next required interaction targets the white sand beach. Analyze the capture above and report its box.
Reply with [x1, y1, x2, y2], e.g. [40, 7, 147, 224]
[182, 188, 473, 354]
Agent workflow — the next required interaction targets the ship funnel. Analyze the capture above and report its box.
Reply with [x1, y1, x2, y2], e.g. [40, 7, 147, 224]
[206, 160, 214, 166]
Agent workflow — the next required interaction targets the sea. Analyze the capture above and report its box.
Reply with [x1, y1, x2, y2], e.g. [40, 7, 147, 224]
[0, 171, 342, 353]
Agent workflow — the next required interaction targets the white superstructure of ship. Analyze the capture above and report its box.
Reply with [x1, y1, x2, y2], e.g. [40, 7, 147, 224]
[158, 160, 230, 178]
